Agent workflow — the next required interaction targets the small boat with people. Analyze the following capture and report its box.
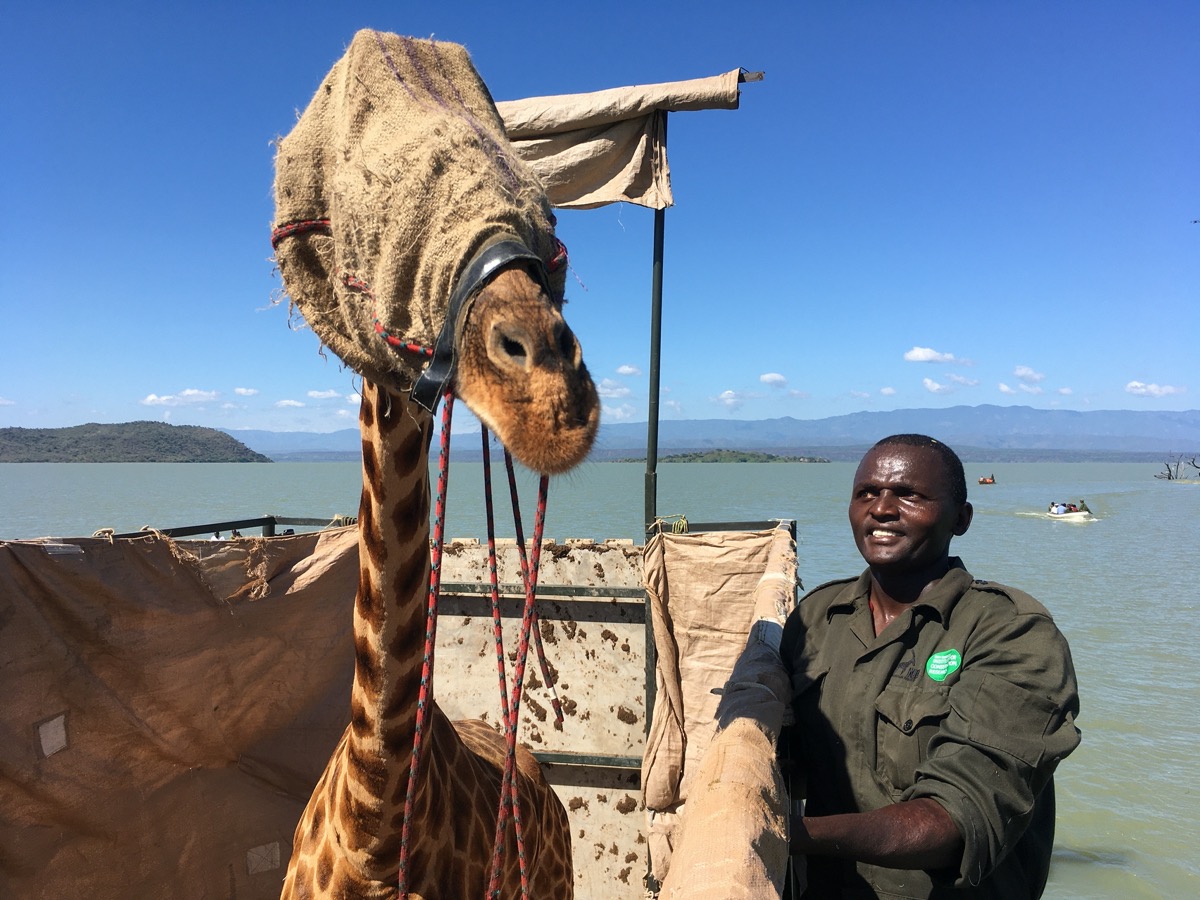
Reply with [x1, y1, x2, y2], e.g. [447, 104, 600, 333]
[978, 474, 996, 484]
[1047, 499, 1094, 520]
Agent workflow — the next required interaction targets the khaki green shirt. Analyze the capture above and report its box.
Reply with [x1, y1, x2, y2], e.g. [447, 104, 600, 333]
[781, 560, 1080, 898]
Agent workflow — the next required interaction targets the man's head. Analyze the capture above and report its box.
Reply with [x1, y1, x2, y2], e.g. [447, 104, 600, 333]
[850, 434, 973, 578]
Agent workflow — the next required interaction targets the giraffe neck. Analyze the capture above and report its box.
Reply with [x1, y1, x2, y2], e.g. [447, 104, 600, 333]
[345, 380, 434, 850]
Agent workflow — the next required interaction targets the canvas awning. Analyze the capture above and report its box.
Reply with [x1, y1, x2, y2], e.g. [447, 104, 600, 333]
[497, 70, 746, 210]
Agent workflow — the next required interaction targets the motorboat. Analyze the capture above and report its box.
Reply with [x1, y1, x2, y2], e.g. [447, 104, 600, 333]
[978, 475, 996, 484]
[1047, 508, 1093, 521]
[1046, 501, 1094, 521]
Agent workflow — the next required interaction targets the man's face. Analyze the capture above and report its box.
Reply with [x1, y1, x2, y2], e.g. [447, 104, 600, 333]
[849, 443, 972, 575]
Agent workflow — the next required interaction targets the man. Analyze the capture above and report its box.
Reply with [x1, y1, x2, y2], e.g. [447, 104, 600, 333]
[781, 434, 1080, 897]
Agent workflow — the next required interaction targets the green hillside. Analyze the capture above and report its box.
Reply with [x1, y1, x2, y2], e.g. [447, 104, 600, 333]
[0, 422, 272, 463]
[609, 449, 831, 463]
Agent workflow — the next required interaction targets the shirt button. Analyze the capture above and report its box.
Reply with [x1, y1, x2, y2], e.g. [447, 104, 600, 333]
[902, 719, 914, 733]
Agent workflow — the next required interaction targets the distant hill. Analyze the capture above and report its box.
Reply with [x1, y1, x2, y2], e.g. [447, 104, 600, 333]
[225, 427, 361, 461]
[226, 405, 1200, 463]
[613, 449, 832, 463]
[0, 423, 271, 463]
[592, 405, 1200, 461]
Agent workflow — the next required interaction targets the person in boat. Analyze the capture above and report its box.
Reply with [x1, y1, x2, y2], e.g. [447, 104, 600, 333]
[1077, 499, 1090, 513]
[1054, 502, 1068, 515]
[780, 434, 1080, 898]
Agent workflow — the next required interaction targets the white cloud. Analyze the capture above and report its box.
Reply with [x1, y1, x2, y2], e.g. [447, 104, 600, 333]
[616, 364, 642, 376]
[1014, 365, 1045, 383]
[0, 396, 14, 406]
[1018, 384, 1044, 395]
[597, 378, 631, 399]
[1057, 387, 1073, 396]
[789, 389, 811, 399]
[307, 389, 341, 400]
[905, 346, 957, 363]
[947, 374, 979, 387]
[602, 403, 637, 422]
[760, 372, 788, 388]
[880, 386, 896, 396]
[346, 392, 361, 404]
[275, 399, 305, 408]
[664, 399, 683, 415]
[850, 390, 870, 400]
[922, 378, 952, 395]
[715, 390, 745, 410]
[141, 388, 218, 407]
[998, 383, 1016, 395]
[1126, 381, 1184, 398]
[335, 408, 354, 419]
[234, 387, 258, 397]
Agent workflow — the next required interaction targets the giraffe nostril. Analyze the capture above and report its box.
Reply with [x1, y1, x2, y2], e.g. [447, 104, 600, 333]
[501, 333, 527, 362]
[555, 323, 578, 365]
[489, 322, 533, 370]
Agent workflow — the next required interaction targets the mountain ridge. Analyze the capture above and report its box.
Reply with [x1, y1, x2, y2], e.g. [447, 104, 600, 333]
[224, 405, 1200, 462]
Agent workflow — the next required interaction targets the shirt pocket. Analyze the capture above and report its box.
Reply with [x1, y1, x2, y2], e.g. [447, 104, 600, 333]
[959, 672, 1059, 768]
[874, 687, 951, 795]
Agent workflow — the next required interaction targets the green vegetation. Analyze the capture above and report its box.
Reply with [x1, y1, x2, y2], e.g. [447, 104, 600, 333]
[0, 422, 271, 463]
[608, 449, 830, 463]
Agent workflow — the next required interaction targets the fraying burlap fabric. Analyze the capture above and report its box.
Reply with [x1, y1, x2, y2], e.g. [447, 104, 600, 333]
[272, 30, 565, 396]
[643, 524, 798, 896]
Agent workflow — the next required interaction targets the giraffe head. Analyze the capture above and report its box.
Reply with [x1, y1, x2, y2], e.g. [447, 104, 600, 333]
[272, 31, 599, 474]
[450, 259, 598, 474]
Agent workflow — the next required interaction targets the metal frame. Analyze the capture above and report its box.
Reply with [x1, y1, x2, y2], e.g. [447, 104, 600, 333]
[103, 515, 350, 540]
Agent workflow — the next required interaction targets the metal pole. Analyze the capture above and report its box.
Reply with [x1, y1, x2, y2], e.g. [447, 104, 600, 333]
[644, 116, 667, 531]
[642, 116, 668, 896]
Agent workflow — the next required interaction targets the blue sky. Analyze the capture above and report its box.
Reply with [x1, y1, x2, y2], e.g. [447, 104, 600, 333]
[2, 1, 1196, 433]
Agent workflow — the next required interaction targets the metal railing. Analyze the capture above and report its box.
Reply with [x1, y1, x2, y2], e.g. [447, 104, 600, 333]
[104, 514, 355, 540]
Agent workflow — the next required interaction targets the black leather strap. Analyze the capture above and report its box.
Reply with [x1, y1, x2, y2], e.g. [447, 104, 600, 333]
[409, 238, 548, 411]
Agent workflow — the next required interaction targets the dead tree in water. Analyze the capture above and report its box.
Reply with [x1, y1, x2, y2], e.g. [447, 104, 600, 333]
[1155, 455, 1200, 480]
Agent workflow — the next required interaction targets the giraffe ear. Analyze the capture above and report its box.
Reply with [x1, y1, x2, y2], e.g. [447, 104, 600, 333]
[545, 237, 569, 304]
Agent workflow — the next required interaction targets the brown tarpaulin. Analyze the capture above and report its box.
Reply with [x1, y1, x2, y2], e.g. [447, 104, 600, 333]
[0, 530, 358, 899]
[497, 71, 743, 210]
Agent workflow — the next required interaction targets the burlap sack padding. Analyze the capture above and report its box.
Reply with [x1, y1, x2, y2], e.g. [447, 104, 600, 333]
[273, 30, 564, 395]
[642, 524, 797, 892]
[0, 529, 359, 899]
[642, 528, 781, 811]
[657, 718, 791, 899]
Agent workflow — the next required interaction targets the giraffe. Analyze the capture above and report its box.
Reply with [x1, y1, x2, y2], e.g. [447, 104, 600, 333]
[272, 31, 599, 900]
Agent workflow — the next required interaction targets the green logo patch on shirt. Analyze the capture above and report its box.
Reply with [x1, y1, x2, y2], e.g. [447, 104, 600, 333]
[925, 648, 962, 682]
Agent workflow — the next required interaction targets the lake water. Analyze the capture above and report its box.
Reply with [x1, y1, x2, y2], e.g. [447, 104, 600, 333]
[3, 460, 1198, 897]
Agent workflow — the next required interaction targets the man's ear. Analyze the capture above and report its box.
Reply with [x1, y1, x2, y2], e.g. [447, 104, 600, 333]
[954, 502, 974, 537]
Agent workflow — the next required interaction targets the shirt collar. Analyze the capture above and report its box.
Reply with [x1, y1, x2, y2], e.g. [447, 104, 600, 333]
[826, 558, 975, 625]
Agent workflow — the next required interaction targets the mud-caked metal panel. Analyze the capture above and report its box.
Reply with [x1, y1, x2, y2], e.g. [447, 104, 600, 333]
[436, 538, 650, 899]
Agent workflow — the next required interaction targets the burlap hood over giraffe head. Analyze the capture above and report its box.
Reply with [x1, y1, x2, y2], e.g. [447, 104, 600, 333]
[272, 30, 567, 397]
